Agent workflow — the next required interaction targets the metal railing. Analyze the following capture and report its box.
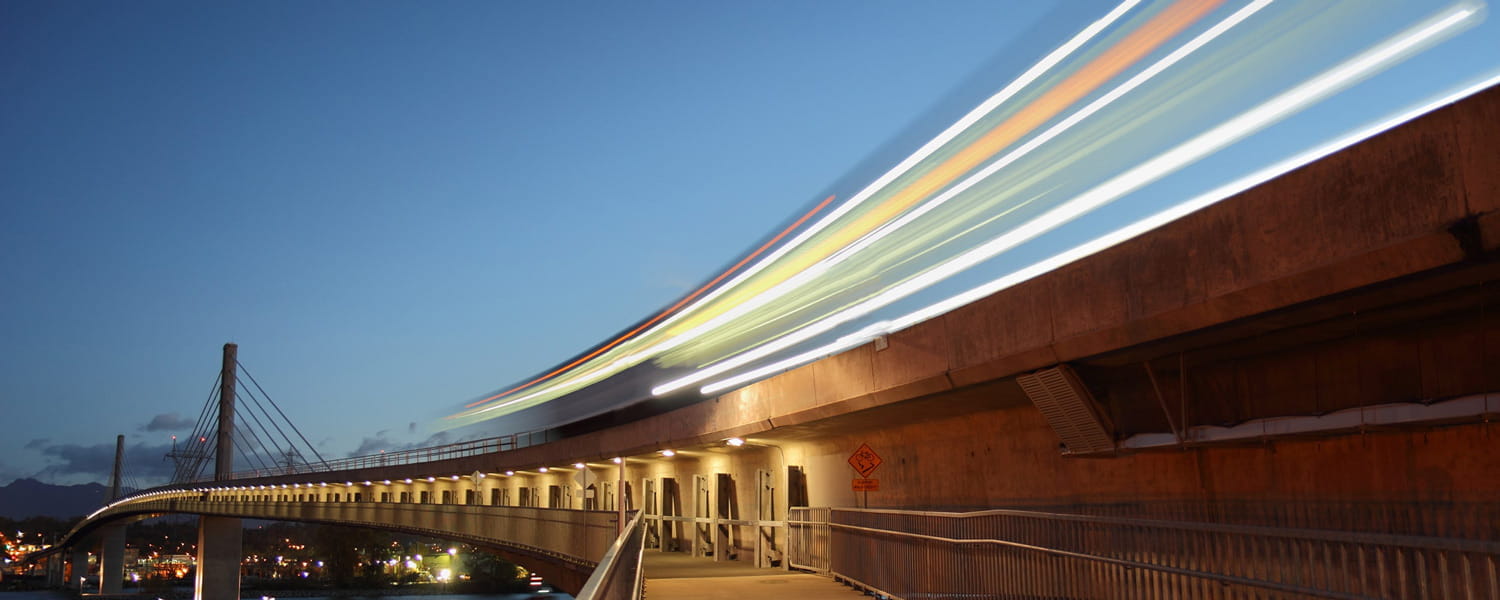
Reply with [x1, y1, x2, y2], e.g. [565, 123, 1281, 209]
[209, 429, 555, 480]
[788, 506, 1500, 599]
[576, 511, 646, 600]
[71, 497, 618, 569]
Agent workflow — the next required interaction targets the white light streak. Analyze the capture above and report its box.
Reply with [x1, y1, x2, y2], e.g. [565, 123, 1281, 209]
[692, 5, 1481, 397]
[461, 0, 1141, 417]
[662, 0, 1273, 396]
[819, 0, 1274, 274]
[635, 0, 1143, 339]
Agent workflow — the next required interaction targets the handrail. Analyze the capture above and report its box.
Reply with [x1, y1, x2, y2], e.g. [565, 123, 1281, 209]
[38, 496, 619, 570]
[194, 429, 555, 481]
[574, 511, 646, 600]
[788, 506, 1500, 599]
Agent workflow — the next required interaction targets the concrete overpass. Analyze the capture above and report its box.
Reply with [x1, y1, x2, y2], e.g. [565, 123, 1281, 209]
[33, 82, 1500, 599]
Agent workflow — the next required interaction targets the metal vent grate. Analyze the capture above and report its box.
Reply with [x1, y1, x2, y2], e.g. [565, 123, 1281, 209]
[1017, 365, 1115, 455]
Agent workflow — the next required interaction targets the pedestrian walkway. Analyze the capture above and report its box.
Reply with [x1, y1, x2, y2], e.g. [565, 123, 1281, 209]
[642, 551, 864, 600]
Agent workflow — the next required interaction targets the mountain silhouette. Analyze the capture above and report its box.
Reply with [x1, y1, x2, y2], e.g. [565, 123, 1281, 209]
[0, 478, 119, 519]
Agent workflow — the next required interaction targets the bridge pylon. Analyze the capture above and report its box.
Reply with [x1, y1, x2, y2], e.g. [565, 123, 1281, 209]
[96, 434, 127, 594]
[194, 342, 244, 600]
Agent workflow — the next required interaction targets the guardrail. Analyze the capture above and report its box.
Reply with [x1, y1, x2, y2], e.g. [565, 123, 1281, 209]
[209, 430, 555, 480]
[788, 506, 1500, 599]
[575, 511, 646, 600]
[73, 497, 618, 570]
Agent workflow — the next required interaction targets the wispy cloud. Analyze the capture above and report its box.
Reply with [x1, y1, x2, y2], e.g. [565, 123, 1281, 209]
[140, 413, 195, 432]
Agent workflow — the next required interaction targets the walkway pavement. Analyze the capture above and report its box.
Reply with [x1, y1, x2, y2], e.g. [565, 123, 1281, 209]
[642, 551, 864, 600]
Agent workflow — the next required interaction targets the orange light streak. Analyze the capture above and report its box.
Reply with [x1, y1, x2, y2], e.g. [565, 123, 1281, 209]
[665, 0, 1223, 335]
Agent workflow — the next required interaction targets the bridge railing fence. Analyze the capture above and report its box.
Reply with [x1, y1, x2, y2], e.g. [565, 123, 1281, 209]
[84, 497, 619, 568]
[209, 429, 555, 480]
[787, 506, 830, 574]
[787, 506, 1500, 600]
[574, 511, 646, 600]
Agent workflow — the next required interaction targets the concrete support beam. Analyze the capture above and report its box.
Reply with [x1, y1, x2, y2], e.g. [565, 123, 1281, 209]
[67, 546, 88, 590]
[97, 523, 126, 594]
[194, 516, 242, 600]
[45, 553, 63, 588]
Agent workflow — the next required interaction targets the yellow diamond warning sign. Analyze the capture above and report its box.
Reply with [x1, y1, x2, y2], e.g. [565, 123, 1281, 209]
[848, 443, 882, 478]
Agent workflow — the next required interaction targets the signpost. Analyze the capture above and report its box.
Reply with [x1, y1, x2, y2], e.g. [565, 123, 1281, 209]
[848, 443, 883, 507]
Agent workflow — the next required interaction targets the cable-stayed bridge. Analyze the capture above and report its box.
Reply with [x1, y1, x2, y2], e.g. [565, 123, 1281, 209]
[26, 1, 1500, 597]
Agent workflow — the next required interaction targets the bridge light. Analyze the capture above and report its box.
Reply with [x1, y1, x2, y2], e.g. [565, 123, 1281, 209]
[538, 467, 548, 473]
[504, 471, 514, 476]
[383, 480, 392, 485]
[573, 463, 586, 469]
[345, 482, 353, 486]
[612, 457, 623, 464]
[726, 438, 745, 447]
[660, 450, 676, 457]
[451, 475, 460, 481]
[426, 476, 435, 482]
[404, 478, 412, 484]
[364, 481, 373, 486]
[320, 482, 328, 487]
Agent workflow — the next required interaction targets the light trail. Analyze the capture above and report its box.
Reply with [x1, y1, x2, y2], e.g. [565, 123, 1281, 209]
[452, 0, 1148, 418]
[658, 0, 1273, 396]
[695, 3, 1484, 396]
[658, 0, 1218, 339]
[449, 0, 1495, 429]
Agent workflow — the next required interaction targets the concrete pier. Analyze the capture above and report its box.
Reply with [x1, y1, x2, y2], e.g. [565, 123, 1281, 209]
[194, 516, 243, 599]
[67, 545, 88, 589]
[97, 523, 126, 594]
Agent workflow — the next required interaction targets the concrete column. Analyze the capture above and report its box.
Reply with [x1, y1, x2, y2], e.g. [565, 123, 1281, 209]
[97, 523, 126, 594]
[194, 516, 242, 600]
[98, 434, 127, 594]
[45, 553, 63, 588]
[67, 546, 88, 589]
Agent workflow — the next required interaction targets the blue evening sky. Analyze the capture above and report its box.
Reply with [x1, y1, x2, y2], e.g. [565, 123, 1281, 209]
[1, 0, 1071, 485]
